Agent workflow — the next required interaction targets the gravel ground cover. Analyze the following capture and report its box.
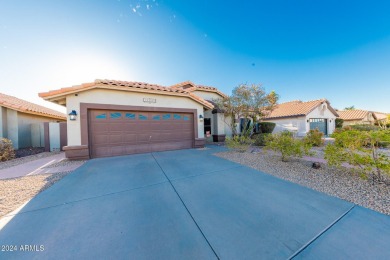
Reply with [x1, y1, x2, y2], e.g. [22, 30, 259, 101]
[0, 172, 71, 218]
[216, 150, 390, 216]
[0, 152, 61, 170]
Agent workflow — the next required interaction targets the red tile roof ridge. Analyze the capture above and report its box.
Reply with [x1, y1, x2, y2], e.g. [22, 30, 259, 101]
[0, 92, 66, 120]
[39, 79, 214, 109]
[264, 98, 337, 119]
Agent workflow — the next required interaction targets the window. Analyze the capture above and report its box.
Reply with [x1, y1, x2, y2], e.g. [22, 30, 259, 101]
[162, 114, 171, 120]
[96, 113, 106, 119]
[183, 116, 190, 121]
[153, 115, 161, 120]
[173, 114, 181, 120]
[110, 112, 122, 119]
[125, 113, 136, 119]
[139, 114, 148, 120]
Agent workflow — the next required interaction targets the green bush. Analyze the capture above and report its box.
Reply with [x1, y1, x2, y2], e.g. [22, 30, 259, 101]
[0, 138, 15, 162]
[325, 130, 390, 183]
[335, 118, 344, 128]
[225, 135, 254, 152]
[349, 124, 380, 131]
[304, 129, 324, 147]
[252, 133, 272, 146]
[265, 131, 312, 162]
[259, 122, 276, 133]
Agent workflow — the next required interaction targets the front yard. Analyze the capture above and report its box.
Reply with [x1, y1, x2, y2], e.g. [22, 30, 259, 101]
[216, 147, 390, 215]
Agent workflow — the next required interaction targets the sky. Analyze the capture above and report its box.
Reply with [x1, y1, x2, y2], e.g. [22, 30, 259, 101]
[1, 0, 390, 113]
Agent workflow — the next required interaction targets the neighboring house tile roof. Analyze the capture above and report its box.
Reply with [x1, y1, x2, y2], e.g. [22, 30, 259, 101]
[373, 112, 389, 121]
[337, 110, 377, 121]
[264, 99, 338, 119]
[0, 93, 66, 120]
[170, 81, 227, 98]
[39, 79, 214, 110]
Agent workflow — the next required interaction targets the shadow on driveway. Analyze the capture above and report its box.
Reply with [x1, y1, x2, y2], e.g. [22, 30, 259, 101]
[0, 146, 389, 259]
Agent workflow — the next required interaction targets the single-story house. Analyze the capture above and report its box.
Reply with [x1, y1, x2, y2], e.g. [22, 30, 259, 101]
[337, 110, 377, 126]
[373, 112, 389, 125]
[0, 92, 66, 149]
[262, 99, 338, 136]
[39, 79, 228, 159]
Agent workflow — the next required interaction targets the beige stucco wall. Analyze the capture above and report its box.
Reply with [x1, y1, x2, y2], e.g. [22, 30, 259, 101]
[306, 105, 337, 135]
[263, 116, 306, 136]
[342, 113, 375, 126]
[66, 89, 205, 146]
[0, 106, 5, 138]
[192, 90, 223, 101]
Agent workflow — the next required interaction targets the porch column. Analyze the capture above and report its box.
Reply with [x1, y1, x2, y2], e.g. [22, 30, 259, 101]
[212, 109, 226, 142]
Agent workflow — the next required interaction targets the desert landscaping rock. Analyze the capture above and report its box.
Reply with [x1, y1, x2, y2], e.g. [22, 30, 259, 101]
[216, 150, 390, 216]
[0, 171, 71, 218]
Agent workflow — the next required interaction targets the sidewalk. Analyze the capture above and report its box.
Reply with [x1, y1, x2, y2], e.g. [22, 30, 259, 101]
[0, 153, 82, 180]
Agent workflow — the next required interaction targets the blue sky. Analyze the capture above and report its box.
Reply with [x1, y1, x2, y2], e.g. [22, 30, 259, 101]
[1, 0, 390, 113]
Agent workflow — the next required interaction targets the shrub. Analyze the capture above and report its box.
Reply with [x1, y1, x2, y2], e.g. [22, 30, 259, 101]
[0, 138, 15, 162]
[265, 131, 312, 162]
[259, 122, 276, 133]
[335, 118, 344, 128]
[325, 130, 390, 183]
[350, 124, 380, 131]
[304, 129, 324, 147]
[252, 133, 272, 146]
[225, 135, 254, 152]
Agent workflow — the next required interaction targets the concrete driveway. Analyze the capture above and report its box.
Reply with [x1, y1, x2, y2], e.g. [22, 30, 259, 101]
[1, 146, 389, 259]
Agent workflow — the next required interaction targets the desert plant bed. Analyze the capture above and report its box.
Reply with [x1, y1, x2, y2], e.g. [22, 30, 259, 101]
[216, 150, 390, 216]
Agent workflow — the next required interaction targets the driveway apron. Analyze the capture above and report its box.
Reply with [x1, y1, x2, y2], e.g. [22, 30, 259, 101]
[0, 146, 389, 259]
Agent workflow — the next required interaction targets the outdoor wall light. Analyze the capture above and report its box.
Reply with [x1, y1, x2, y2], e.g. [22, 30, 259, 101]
[69, 110, 77, 121]
[199, 114, 204, 122]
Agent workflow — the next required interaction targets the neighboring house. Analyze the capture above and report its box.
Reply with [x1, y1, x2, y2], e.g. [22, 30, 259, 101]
[262, 99, 339, 136]
[0, 93, 66, 149]
[337, 110, 377, 126]
[373, 111, 389, 125]
[39, 79, 227, 159]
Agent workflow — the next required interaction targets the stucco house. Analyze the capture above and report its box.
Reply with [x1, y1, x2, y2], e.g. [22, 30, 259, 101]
[39, 79, 228, 159]
[0, 92, 66, 149]
[337, 110, 378, 126]
[262, 99, 339, 136]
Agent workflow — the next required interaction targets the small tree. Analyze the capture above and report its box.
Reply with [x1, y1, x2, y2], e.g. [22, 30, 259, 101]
[344, 105, 355, 110]
[265, 131, 312, 162]
[325, 130, 390, 183]
[304, 129, 324, 147]
[214, 83, 279, 137]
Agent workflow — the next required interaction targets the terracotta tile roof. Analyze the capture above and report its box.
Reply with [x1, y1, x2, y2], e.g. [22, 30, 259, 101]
[170, 81, 227, 98]
[0, 93, 66, 120]
[39, 79, 214, 110]
[264, 99, 338, 119]
[373, 112, 389, 121]
[337, 110, 377, 121]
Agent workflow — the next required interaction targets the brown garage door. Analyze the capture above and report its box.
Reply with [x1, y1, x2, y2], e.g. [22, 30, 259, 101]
[89, 110, 194, 158]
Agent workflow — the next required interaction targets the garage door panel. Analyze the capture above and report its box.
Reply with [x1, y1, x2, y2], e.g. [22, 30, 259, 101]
[108, 133, 124, 144]
[123, 133, 137, 143]
[92, 123, 109, 132]
[108, 123, 126, 131]
[92, 134, 109, 145]
[89, 110, 194, 158]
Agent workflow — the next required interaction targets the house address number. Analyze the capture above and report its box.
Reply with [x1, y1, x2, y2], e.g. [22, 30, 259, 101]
[143, 98, 156, 104]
